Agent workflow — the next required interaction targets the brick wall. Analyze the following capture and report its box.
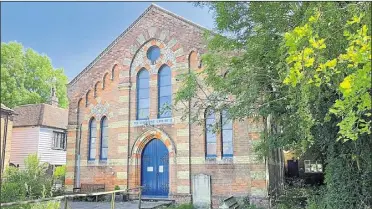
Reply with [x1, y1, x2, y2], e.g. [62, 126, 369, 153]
[65, 5, 269, 208]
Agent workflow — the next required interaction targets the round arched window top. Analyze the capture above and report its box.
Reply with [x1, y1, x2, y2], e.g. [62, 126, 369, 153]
[147, 46, 160, 64]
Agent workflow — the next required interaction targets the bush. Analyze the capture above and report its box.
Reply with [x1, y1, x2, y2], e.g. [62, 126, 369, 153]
[114, 185, 120, 190]
[241, 203, 265, 209]
[1, 154, 53, 203]
[29, 201, 61, 209]
[167, 203, 194, 209]
[53, 165, 66, 182]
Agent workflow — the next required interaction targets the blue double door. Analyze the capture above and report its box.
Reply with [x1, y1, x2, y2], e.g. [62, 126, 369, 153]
[141, 139, 169, 197]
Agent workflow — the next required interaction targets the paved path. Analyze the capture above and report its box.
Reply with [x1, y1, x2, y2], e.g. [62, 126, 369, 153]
[64, 200, 172, 209]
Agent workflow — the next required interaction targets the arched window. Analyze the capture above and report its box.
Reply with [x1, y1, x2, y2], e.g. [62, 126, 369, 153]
[158, 65, 172, 118]
[189, 51, 198, 70]
[85, 90, 90, 107]
[147, 46, 160, 64]
[100, 117, 108, 160]
[221, 110, 233, 157]
[205, 109, 216, 157]
[137, 69, 150, 120]
[88, 118, 97, 160]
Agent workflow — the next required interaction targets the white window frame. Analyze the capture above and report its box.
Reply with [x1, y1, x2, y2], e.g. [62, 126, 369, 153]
[52, 131, 66, 150]
[304, 160, 323, 173]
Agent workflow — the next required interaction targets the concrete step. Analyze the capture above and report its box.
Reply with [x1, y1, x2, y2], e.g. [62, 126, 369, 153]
[141, 197, 175, 202]
[131, 200, 173, 209]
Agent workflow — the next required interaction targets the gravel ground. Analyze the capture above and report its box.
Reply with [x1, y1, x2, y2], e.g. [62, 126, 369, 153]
[62, 200, 172, 209]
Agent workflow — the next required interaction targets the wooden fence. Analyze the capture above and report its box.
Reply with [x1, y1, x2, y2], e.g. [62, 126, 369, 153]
[1, 186, 143, 209]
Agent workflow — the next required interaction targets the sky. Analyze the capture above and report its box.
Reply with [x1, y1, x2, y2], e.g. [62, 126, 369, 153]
[1, 2, 215, 81]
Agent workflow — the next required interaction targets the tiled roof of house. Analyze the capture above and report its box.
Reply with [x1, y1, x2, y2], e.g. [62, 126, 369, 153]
[13, 103, 68, 130]
[1, 103, 14, 113]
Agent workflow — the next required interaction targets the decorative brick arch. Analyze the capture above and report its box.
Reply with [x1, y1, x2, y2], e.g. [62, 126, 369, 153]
[129, 38, 177, 76]
[129, 128, 177, 194]
[131, 128, 176, 157]
[122, 28, 185, 78]
[110, 62, 120, 81]
[188, 48, 201, 60]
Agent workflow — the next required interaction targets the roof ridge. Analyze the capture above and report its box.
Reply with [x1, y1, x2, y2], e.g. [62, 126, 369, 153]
[14, 103, 42, 108]
[150, 3, 212, 32]
[68, 3, 213, 87]
[43, 102, 68, 110]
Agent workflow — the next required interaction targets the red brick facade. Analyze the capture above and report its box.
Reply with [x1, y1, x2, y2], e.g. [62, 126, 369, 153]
[65, 4, 269, 208]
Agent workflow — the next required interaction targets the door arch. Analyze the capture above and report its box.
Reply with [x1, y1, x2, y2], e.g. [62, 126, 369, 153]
[141, 139, 169, 197]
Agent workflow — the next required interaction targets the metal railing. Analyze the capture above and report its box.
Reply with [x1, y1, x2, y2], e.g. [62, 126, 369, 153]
[1, 186, 143, 209]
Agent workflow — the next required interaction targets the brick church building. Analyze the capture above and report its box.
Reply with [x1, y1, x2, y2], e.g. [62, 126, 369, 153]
[65, 4, 282, 207]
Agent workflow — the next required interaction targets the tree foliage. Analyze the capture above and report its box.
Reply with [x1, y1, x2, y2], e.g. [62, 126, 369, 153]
[283, 11, 371, 142]
[1, 42, 68, 108]
[53, 165, 66, 182]
[175, 2, 372, 208]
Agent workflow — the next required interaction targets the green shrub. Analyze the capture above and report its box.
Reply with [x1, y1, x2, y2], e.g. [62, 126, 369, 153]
[114, 185, 120, 190]
[29, 201, 61, 209]
[1, 154, 53, 203]
[241, 203, 265, 209]
[167, 203, 194, 209]
[53, 165, 66, 182]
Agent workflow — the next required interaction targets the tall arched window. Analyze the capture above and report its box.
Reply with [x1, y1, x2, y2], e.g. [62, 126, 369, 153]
[100, 117, 108, 160]
[205, 109, 216, 157]
[88, 118, 97, 160]
[158, 65, 172, 118]
[221, 110, 233, 157]
[137, 69, 150, 120]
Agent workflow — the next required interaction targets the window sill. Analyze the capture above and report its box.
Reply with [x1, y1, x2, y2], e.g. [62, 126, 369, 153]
[99, 160, 107, 164]
[52, 148, 66, 151]
[205, 157, 217, 164]
[220, 157, 234, 164]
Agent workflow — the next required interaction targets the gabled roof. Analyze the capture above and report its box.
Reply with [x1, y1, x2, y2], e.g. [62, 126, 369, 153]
[1, 103, 14, 114]
[13, 103, 68, 130]
[68, 3, 212, 87]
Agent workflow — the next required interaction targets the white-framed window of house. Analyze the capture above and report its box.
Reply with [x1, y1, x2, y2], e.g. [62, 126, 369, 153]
[52, 131, 66, 150]
[304, 160, 323, 173]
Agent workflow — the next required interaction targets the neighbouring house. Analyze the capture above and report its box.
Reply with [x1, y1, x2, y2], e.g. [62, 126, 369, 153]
[10, 89, 68, 170]
[1, 104, 15, 173]
[65, 4, 284, 208]
[283, 149, 324, 185]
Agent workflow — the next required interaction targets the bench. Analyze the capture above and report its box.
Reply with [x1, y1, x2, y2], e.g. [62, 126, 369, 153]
[73, 184, 106, 202]
[80, 184, 105, 193]
[219, 196, 241, 209]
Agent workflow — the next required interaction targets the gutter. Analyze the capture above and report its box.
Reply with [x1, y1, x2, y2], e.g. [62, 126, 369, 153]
[127, 68, 132, 190]
[74, 124, 80, 188]
[74, 105, 81, 189]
